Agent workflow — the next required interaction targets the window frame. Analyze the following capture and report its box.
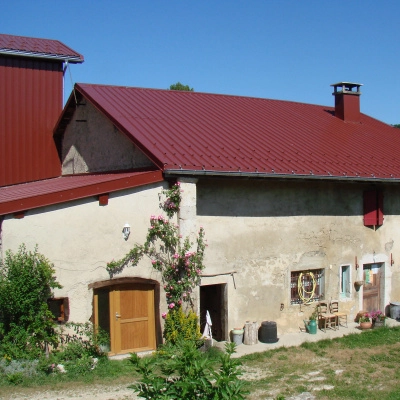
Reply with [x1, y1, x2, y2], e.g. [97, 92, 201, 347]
[290, 269, 324, 305]
[339, 264, 351, 299]
[47, 297, 69, 323]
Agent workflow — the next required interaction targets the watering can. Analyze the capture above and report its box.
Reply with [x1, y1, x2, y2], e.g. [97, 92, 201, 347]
[304, 319, 317, 334]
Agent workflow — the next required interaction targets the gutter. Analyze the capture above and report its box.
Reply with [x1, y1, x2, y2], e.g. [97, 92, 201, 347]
[164, 169, 400, 184]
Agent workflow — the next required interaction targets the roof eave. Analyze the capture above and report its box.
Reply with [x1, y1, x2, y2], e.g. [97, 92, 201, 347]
[0, 171, 163, 216]
[0, 49, 84, 63]
[164, 169, 400, 183]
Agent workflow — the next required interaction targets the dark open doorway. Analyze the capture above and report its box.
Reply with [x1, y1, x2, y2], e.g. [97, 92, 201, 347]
[200, 284, 227, 341]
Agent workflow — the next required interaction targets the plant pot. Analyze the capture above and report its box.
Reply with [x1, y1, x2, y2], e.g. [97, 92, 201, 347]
[354, 281, 364, 291]
[373, 319, 385, 328]
[231, 328, 244, 345]
[359, 321, 372, 330]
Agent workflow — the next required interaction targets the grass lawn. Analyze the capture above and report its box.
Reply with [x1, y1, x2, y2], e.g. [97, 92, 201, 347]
[241, 326, 400, 399]
[1, 326, 400, 399]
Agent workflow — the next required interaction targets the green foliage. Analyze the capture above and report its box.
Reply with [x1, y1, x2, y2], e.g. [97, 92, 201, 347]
[0, 244, 61, 359]
[359, 314, 371, 323]
[160, 182, 181, 218]
[393, 124, 400, 129]
[0, 359, 39, 384]
[169, 82, 194, 91]
[60, 322, 110, 359]
[38, 322, 109, 377]
[163, 306, 203, 345]
[130, 341, 248, 399]
[309, 306, 318, 321]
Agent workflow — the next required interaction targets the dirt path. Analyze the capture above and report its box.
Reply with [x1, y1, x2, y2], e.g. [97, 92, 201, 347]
[2, 384, 139, 400]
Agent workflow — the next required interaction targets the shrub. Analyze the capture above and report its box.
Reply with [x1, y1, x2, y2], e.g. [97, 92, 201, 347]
[38, 322, 109, 377]
[130, 341, 248, 399]
[0, 244, 61, 359]
[0, 358, 39, 384]
[59, 322, 110, 359]
[163, 306, 203, 346]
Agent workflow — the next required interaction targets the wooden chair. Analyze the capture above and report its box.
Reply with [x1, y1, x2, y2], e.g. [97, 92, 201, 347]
[330, 299, 348, 329]
[317, 301, 337, 332]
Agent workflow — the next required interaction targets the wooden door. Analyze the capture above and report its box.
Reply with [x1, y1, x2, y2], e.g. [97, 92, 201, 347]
[363, 263, 382, 312]
[110, 284, 156, 354]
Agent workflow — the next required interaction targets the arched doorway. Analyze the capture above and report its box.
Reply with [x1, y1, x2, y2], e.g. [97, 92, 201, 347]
[91, 278, 160, 355]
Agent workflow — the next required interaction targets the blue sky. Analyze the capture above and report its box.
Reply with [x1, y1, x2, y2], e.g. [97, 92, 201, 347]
[2, 1, 399, 124]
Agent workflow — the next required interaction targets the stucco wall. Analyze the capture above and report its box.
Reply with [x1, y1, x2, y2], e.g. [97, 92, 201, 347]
[61, 101, 153, 174]
[1, 183, 169, 323]
[195, 178, 400, 334]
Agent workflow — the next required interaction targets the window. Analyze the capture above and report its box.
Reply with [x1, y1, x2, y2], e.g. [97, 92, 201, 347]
[364, 190, 383, 227]
[340, 265, 351, 298]
[291, 269, 324, 305]
[47, 297, 69, 323]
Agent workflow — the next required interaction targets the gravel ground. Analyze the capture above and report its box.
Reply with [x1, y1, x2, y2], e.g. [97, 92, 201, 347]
[2, 384, 138, 400]
[4, 385, 316, 400]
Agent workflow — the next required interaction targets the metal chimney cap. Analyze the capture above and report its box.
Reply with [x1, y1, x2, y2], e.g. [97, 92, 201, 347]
[331, 82, 363, 95]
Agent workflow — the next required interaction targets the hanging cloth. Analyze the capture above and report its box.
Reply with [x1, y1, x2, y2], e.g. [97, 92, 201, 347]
[202, 310, 213, 346]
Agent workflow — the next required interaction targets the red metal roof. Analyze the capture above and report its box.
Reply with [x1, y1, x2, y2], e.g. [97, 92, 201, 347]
[0, 34, 84, 63]
[69, 83, 400, 181]
[0, 171, 163, 215]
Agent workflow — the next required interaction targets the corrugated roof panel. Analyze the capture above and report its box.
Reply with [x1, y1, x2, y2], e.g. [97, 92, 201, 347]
[0, 33, 84, 63]
[0, 170, 163, 215]
[70, 83, 400, 180]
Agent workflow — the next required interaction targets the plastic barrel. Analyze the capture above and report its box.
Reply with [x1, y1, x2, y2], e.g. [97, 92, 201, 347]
[390, 302, 400, 320]
[259, 321, 278, 343]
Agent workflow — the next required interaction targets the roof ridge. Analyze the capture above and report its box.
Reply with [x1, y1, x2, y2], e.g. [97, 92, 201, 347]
[76, 82, 328, 108]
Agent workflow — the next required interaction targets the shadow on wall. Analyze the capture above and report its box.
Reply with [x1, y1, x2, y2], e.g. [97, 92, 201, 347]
[196, 179, 400, 218]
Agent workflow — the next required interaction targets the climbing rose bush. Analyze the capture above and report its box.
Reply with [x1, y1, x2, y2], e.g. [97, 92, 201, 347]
[106, 183, 206, 309]
[160, 182, 182, 218]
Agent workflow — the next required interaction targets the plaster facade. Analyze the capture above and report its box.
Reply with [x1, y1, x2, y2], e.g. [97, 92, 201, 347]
[1, 183, 169, 324]
[194, 178, 400, 334]
[61, 101, 153, 174]
[2, 171, 400, 345]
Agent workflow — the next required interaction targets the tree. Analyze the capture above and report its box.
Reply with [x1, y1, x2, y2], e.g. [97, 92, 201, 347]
[393, 124, 400, 129]
[169, 82, 194, 91]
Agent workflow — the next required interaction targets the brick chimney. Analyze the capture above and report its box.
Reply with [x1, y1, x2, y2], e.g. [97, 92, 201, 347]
[331, 82, 362, 122]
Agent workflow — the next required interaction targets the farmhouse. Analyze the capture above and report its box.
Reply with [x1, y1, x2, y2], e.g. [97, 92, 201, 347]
[1, 33, 400, 355]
